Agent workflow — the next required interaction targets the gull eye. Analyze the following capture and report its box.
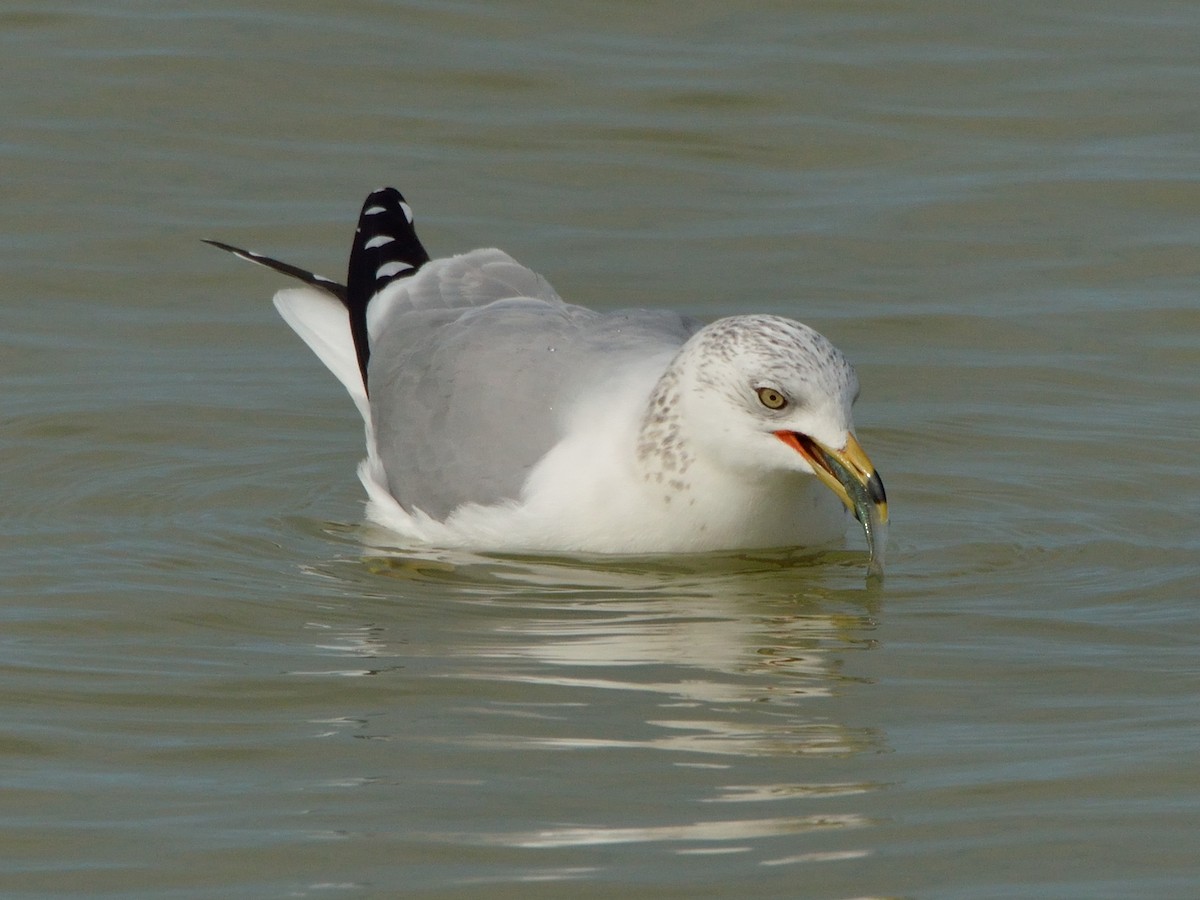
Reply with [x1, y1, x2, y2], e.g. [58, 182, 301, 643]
[756, 386, 788, 410]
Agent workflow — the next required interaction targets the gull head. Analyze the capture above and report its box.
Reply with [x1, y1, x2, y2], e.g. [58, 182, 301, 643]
[637, 314, 888, 564]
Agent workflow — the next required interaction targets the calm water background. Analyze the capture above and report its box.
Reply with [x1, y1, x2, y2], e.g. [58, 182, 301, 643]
[3, 2, 1199, 897]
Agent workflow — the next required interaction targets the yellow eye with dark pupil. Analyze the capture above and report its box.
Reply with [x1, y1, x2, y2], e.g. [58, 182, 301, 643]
[756, 387, 787, 410]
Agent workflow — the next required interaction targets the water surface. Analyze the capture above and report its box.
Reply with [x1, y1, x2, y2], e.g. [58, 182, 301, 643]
[2, 2, 1199, 897]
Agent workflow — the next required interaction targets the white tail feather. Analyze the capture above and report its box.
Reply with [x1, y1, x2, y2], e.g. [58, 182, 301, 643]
[272, 287, 370, 422]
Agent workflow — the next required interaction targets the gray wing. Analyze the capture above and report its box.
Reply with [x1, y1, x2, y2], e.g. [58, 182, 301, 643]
[365, 248, 563, 334]
[365, 252, 700, 518]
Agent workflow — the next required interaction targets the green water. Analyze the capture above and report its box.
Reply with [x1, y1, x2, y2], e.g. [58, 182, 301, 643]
[3, 2, 1198, 897]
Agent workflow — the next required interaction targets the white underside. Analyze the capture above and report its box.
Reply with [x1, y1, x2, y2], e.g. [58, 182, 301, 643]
[356, 441, 849, 554]
[356, 375, 850, 554]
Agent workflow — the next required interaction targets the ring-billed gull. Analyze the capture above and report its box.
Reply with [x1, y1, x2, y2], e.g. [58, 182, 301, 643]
[208, 188, 888, 572]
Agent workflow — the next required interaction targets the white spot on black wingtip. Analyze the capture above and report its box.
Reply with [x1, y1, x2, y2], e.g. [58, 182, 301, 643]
[364, 235, 395, 249]
[363, 205, 386, 215]
[400, 202, 414, 223]
[376, 261, 414, 279]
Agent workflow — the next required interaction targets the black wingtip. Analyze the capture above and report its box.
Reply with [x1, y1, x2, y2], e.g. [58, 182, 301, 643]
[204, 238, 347, 303]
[206, 188, 433, 397]
[344, 187, 432, 392]
[346, 187, 431, 301]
